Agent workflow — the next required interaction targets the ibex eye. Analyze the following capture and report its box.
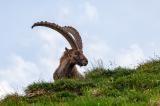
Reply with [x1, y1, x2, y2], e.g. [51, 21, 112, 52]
[75, 52, 79, 55]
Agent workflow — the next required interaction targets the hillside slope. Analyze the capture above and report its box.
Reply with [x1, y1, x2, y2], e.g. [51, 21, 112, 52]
[1, 59, 160, 106]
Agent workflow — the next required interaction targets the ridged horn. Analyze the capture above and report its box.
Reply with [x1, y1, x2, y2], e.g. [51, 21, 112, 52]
[32, 21, 78, 49]
[63, 26, 83, 49]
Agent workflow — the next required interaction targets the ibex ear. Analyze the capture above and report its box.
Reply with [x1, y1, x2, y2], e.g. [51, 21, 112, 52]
[65, 47, 69, 52]
[65, 47, 71, 57]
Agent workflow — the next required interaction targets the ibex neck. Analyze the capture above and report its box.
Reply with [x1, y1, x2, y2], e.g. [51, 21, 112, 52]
[60, 58, 75, 72]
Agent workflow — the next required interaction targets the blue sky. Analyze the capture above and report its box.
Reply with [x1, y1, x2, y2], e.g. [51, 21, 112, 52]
[0, 0, 160, 98]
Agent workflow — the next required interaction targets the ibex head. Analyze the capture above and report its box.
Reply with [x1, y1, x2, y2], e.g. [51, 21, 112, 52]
[65, 47, 88, 66]
[32, 21, 88, 67]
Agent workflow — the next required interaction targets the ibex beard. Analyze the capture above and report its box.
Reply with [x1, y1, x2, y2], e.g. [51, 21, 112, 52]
[32, 21, 88, 80]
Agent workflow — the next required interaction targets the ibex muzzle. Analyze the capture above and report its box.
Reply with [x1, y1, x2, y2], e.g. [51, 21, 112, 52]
[32, 21, 88, 80]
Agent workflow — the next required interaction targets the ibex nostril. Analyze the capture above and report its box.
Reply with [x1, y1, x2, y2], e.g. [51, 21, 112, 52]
[83, 60, 88, 65]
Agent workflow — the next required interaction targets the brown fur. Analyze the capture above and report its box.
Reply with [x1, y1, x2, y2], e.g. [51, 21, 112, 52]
[53, 49, 87, 80]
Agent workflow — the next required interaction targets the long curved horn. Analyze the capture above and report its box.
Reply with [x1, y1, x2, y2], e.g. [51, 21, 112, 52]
[32, 21, 78, 49]
[63, 26, 83, 49]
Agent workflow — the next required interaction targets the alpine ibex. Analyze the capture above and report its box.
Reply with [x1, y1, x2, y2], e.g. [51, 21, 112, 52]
[32, 21, 88, 80]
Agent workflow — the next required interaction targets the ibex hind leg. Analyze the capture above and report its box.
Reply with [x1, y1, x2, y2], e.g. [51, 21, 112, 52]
[53, 71, 60, 80]
[53, 68, 64, 80]
[53, 72, 67, 80]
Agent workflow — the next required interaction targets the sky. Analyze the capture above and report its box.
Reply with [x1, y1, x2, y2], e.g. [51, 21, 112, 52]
[0, 0, 160, 99]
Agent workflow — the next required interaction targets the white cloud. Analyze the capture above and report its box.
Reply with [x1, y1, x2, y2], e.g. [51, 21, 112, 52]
[55, 1, 99, 24]
[84, 34, 146, 69]
[0, 55, 40, 97]
[58, 6, 71, 19]
[77, 1, 99, 24]
[37, 29, 62, 45]
[84, 2, 99, 22]
[83, 34, 114, 69]
[0, 81, 14, 100]
[86, 36, 110, 60]
[116, 44, 145, 68]
[0, 50, 59, 99]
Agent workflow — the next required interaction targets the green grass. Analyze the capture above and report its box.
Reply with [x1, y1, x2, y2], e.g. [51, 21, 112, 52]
[1, 59, 160, 106]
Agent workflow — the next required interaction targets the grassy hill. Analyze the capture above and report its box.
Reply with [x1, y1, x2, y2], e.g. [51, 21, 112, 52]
[1, 59, 160, 106]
